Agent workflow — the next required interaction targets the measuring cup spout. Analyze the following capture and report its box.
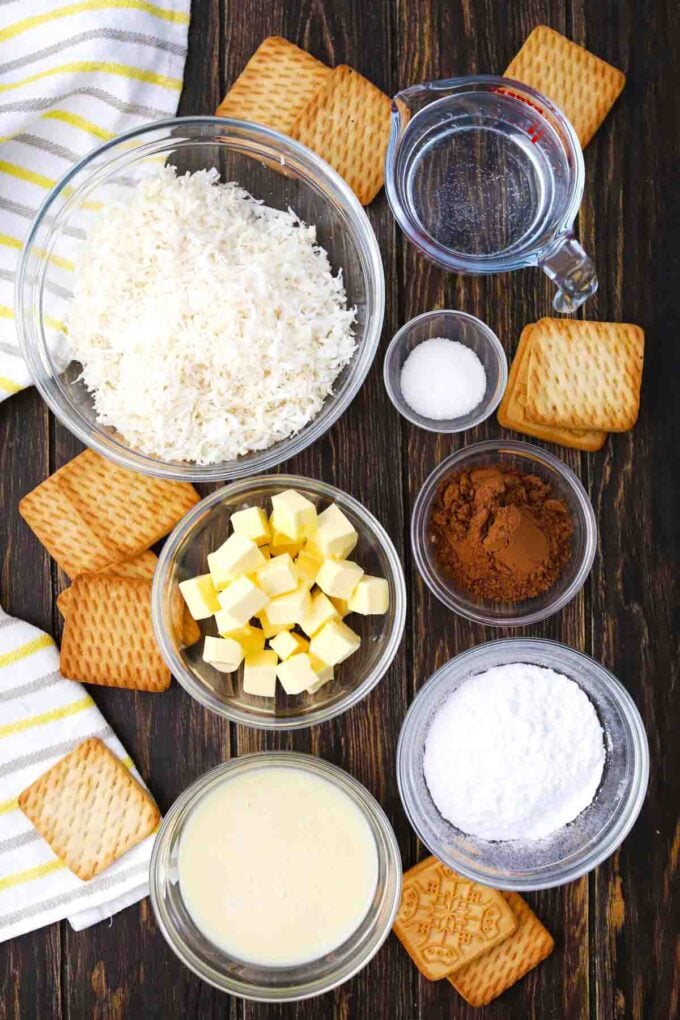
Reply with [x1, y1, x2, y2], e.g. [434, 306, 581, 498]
[539, 234, 598, 313]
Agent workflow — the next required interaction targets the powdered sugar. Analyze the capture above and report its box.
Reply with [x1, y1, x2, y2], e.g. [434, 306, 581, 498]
[423, 663, 605, 841]
[400, 337, 486, 419]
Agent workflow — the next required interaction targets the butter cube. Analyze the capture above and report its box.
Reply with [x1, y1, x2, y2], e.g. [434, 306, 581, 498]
[243, 650, 278, 697]
[216, 622, 266, 655]
[307, 654, 334, 693]
[311, 503, 358, 559]
[214, 607, 243, 635]
[256, 553, 298, 597]
[230, 506, 270, 546]
[266, 581, 312, 627]
[269, 630, 309, 661]
[202, 635, 244, 673]
[348, 576, 389, 615]
[276, 653, 318, 695]
[217, 575, 269, 626]
[207, 533, 265, 590]
[268, 517, 302, 558]
[300, 590, 339, 638]
[316, 558, 364, 600]
[179, 574, 220, 620]
[294, 548, 323, 585]
[330, 596, 350, 618]
[256, 607, 294, 639]
[310, 619, 361, 666]
[271, 489, 317, 540]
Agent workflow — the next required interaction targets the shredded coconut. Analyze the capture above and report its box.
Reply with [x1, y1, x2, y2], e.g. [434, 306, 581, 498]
[65, 166, 356, 464]
[423, 663, 606, 841]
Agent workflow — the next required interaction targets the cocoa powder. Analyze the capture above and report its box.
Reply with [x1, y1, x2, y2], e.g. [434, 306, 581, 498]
[429, 465, 573, 602]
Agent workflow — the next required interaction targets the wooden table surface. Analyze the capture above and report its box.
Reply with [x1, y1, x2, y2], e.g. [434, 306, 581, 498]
[1, 1, 678, 1018]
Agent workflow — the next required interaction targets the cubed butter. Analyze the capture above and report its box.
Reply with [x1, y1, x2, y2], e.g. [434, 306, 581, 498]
[268, 517, 302, 558]
[243, 650, 278, 697]
[256, 607, 294, 639]
[207, 533, 265, 590]
[266, 581, 312, 627]
[271, 489, 317, 540]
[294, 548, 323, 584]
[269, 630, 309, 661]
[230, 506, 271, 546]
[215, 606, 242, 634]
[311, 503, 358, 559]
[276, 653, 318, 695]
[300, 590, 339, 638]
[310, 619, 361, 666]
[216, 622, 266, 655]
[202, 635, 244, 673]
[256, 553, 298, 597]
[330, 596, 350, 618]
[316, 558, 364, 600]
[348, 576, 389, 615]
[307, 654, 334, 693]
[217, 575, 269, 626]
[179, 574, 220, 620]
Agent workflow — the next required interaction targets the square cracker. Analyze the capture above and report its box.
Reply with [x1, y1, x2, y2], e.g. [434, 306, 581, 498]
[56, 550, 158, 616]
[19, 738, 159, 881]
[497, 323, 607, 451]
[60, 575, 170, 692]
[525, 319, 644, 431]
[392, 856, 517, 981]
[449, 891, 554, 1006]
[290, 64, 392, 205]
[216, 36, 331, 133]
[505, 25, 625, 147]
[19, 450, 199, 578]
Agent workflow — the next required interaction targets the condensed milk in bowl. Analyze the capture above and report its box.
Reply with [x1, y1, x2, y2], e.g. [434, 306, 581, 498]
[150, 752, 401, 1001]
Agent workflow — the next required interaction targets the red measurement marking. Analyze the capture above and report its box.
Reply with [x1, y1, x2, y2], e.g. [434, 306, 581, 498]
[493, 87, 547, 143]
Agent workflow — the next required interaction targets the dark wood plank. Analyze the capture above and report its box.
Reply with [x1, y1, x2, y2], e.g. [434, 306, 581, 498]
[574, 1, 680, 1018]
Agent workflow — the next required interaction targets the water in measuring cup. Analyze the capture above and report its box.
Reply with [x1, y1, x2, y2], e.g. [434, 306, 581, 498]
[404, 93, 570, 261]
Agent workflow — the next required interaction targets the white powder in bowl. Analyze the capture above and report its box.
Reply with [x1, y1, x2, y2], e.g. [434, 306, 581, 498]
[423, 663, 606, 841]
[399, 337, 486, 420]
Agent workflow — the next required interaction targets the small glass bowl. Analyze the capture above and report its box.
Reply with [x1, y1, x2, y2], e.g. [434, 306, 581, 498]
[152, 475, 407, 729]
[17, 117, 385, 482]
[150, 752, 402, 1001]
[383, 310, 507, 432]
[397, 639, 649, 890]
[411, 439, 597, 627]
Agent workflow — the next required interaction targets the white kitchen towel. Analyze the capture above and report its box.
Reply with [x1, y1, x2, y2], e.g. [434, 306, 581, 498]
[0, 0, 191, 400]
[0, 604, 158, 942]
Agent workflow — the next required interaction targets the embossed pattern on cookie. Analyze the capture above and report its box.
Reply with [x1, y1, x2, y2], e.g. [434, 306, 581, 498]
[392, 856, 517, 980]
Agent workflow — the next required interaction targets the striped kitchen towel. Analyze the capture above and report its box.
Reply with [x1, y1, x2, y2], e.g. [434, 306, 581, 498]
[0, 0, 190, 400]
[0, 604, 159, 942]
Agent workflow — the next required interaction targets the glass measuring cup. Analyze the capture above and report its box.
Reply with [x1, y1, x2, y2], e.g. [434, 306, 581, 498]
[385, 75, 598, 313]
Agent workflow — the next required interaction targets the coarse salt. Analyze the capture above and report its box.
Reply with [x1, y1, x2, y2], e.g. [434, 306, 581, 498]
[400, 337, 486, 420]
[423, 663, 606, 841]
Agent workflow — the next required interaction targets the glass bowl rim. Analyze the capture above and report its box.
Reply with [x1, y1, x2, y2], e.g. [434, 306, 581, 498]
[396, 637, 650, 890]
[16, 115, 385, 482]
[151, 474, 407, 730]
[149, 750, 403, 1001]
[382, 308, 508, 433]
[410, 438, 598, 626]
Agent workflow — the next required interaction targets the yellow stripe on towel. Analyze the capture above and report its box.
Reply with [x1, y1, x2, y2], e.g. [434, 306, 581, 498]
[0, 635, 54, 670]
[0, 697, 93, 740]
[0, 378, 23, 395]
[0, 859, 65, 893]
[43, 110, 115, 141]
[0, 62, 182, 94]
[0, 1, 189, 44]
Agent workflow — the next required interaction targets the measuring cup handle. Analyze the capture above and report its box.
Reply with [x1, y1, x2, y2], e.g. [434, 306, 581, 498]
[539, 235, 598, 314]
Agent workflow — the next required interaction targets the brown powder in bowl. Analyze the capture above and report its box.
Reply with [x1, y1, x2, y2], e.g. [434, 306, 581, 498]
[429, 465, 574, 602]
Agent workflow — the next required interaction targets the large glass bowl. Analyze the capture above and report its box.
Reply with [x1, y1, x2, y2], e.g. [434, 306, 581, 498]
[150, 752, 402, 1001]
[397, 639, 649, 890]
[152, 475, 407, 729]
[411, 439, 597, 626]
[16, 117, 385, 481]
